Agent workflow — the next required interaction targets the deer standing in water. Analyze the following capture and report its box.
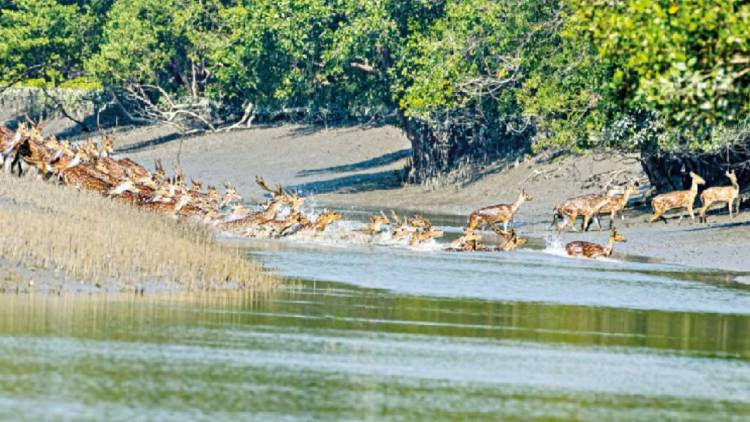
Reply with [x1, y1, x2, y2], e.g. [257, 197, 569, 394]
[284, 209, 343, 237]
[699, 170, 740, 222]
[566, 227, 626, 259]
[448, 229, 525, 252]
[409, 226, 444, 246]
[648, 172, 705, 224]
[256, 175, 305, 211]
[358, 212, 390, 235]
[308, 209, 343, 232]
[467, 190, 532, 236]
[552, 194, 611, 232]
[498, 230, 527, 252]
[448, 232, 486, 252]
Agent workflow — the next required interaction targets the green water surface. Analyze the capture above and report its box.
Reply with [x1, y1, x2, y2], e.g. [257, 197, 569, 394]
[0, 279, 748, 420]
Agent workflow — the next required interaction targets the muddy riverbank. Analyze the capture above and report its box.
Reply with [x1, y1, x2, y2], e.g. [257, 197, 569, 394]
[101, 123, 750, 275]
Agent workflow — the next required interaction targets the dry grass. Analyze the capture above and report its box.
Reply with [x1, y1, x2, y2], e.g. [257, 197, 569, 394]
[0, 173, 277, 292]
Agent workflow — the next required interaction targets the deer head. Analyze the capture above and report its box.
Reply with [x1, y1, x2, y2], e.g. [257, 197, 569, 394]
[207, 186, 221, 203]
[689, 172, 706, 186]
[100, 135, 115, 157]
[370, 212, 389, 226]
[190, 178, 203, 193]
[255, 175, 284, 197]
[222, 182, 243, 205]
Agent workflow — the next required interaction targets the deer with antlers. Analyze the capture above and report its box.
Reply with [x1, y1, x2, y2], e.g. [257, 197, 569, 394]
[256, 175, 305, 211]
[699, 170, 740, 222]
[389, 211, 411, 241]
[467, 190, 532, 236]
[649, 172, 706, 224]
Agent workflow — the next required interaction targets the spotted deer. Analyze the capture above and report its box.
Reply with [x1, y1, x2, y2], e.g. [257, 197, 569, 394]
[141, 194, 192, 217]
[699, 170, 740, 222]
[263, 211, 310, 238]
[60, 164, 113, 194]
[566, 227, 626, 259]
[389, 211, 412, 241]
[497, 229, 527, 252]
[309, 209, 342, 232]
[594, 184, 639, 229]
[407, 215, 443, 246]
[286, 209, 342, 237]
[256, 175, 305, 211]
[467, 190, 532, 236]
[359, 212, 390, 235]
[648, 172, 706, 224]
[220, 195, 290, 231]
[117, 157, 150, 178]
[552, 194, 611, 232]
[409, 226, 444, 246]
[448, 232, 486, 252]
[221, 182, 243, 207]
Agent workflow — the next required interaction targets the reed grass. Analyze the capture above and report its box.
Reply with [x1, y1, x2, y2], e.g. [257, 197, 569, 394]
[0, 173, 277, 292]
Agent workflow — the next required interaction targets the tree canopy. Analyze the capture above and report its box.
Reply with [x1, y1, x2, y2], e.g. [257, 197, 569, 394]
[2, 0, 749, 179]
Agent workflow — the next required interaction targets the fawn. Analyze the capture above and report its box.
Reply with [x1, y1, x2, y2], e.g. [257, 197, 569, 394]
[566, 227, 626, 259]
[699, 170, 740, 222]
[467, 190, 532, 236]
[648, 172, 705, 224]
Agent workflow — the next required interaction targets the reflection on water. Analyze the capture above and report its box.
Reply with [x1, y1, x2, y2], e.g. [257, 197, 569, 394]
[0, 283, 749, 420]
[3, 207, 750, 420]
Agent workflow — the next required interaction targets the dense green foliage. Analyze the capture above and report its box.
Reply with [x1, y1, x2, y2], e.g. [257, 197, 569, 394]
[2, 0, 749, 174]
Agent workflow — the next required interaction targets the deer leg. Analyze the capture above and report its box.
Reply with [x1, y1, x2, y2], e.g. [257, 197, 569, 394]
[582, 215, 590, 232]
[699, 202, 709, 223]
[568, 214, 579, 232]
[11, 154, 20, 177]
[595, 214, 603, 231]
[488, 221, 509, 237]
[728, 202, 733, 219]
[688, 204, 695, 222]
[649, 210, 665, 224]
[561, 215, 571, 232]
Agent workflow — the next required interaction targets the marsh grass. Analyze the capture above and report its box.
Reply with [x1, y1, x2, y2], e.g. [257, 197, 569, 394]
[0, 173, 277, 292]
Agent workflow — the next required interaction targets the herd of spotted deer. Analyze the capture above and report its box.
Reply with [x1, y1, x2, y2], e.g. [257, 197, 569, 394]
[0, 123, 742, 260]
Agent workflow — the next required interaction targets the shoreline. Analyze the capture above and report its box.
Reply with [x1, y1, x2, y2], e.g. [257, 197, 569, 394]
[111, 123, 750, 276]
[1, 119, 748, 280]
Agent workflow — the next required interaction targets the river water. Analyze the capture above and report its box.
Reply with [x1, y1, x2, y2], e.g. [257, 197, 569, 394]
[0, 214, 749, 420]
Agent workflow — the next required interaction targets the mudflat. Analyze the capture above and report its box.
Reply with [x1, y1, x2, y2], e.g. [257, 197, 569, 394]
[101, 123, 750, 276]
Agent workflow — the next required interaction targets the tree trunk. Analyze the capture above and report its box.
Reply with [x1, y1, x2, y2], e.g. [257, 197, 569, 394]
[401, 111, 530, 184]
[640, 144, 750, 193]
